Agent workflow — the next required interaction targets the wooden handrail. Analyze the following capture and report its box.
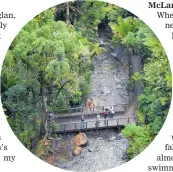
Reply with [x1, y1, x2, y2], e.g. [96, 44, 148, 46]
[51, 103, 127, 113]
[56, 116, 137, 126]
[49, 116, 137, 133]
[51, 95, 136, 117]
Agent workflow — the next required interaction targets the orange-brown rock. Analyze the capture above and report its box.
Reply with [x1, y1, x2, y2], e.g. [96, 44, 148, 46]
[73, 146, 82, 156]
[72, 133, 87, 147]
[46, 156, 56, 165]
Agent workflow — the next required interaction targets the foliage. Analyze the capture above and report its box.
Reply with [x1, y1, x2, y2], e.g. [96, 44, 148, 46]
[109, 16, 140, 39]
[132, 72, 143, 81]
[137, 57, 171, 134]
[2, 84, 40, 148]
[55, 1, 78, 24]
[110, 18, 152, 61]
[89, 42, 107, 56]
[1, 1, 171, 159]
[1, 8, 92, 146]
[106, 4, 135, 22]
[75, 1, 107, 41]
[48, 121, 60, 135]
[122, 124, 152, 159]
[109, 8, 172, 159]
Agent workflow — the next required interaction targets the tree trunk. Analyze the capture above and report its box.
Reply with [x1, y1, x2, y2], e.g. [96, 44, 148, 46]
[66, 2, 70, 25]
[39, 84, 48, 138]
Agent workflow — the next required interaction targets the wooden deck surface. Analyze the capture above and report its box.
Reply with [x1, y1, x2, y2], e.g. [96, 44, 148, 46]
[54, 104, 126, 118]
[49, 102, 137, 133]
[54, 116, 136, 133]
[50, 101, 137, 133]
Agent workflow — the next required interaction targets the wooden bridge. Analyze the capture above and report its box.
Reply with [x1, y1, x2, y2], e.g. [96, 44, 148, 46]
[52, 116, 137, 133]
[53, 96, 135, 118]
[49, 96, 137, 133]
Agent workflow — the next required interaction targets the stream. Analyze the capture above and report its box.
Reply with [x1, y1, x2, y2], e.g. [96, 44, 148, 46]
[49, 33, 133, 171]
[88, 32, 131, 107]
[53, 129, 129, 172]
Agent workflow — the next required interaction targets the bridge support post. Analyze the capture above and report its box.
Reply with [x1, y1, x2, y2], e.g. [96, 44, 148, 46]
[75, 123, 77, 132]
[64, 124, 66, 133]
[85, 122, 88, 131]
[127, 117, 130, 124]
[96, 121, 98, 132]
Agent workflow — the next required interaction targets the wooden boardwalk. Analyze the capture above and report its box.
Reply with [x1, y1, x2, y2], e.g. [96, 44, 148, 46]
[49, 100, 137, 133]
[54, 103, 127, 119]
[53, 116, 137, 133]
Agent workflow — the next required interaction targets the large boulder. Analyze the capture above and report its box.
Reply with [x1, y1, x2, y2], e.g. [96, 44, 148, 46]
[72, 133, 87, 147]
[72, 133, 88, 156]
[73, 146, 83, 156]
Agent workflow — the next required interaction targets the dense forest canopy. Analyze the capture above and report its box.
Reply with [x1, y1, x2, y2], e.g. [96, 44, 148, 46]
[1, 0, 171, 159]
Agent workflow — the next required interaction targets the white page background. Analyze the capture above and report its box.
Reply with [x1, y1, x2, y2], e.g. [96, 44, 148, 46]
[0, 0, 172, 171]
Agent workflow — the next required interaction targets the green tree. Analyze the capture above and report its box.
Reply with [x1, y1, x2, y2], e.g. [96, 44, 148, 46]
[2, 9, 91, 139]
[75, 1, 107, 41]
[106, 4, 135, 23]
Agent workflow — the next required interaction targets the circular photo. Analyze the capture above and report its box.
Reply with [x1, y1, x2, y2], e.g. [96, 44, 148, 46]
[1, 1, 172, 171]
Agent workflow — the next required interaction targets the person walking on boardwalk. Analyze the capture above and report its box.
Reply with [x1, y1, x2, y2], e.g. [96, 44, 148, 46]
[81, 114, 85, 129]
[86, 99, 95, 112]
[48, 112, 55, 121]
[104, 108, 109, 120]
[95, 113, 100, 127]
[109, 106, 115, 116]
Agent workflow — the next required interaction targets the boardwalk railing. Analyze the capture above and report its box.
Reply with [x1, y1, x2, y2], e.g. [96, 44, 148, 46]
[54, 103, 128, 118]
[52, 94, 136, 119]
[52, 116, 137, 133]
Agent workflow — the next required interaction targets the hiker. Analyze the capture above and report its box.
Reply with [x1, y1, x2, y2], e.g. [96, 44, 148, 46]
[103, 108, 109, 120]
[109, 106, 115, 116]
[81, 114, 85, 129]
[49, 112, 54, 121]
[95, 113, 100, 127]
[86, 99, 95, 112]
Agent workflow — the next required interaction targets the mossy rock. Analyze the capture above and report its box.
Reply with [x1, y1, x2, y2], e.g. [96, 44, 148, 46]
[34, 138, 51, 159]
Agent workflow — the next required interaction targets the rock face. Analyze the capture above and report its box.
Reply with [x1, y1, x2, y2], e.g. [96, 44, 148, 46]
[72, 133, 87, 147]
[72, 133, 87, 156]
